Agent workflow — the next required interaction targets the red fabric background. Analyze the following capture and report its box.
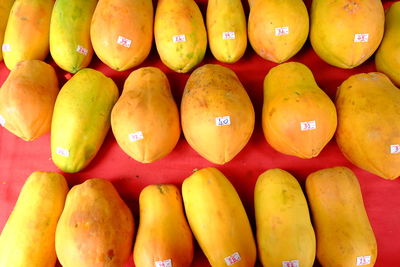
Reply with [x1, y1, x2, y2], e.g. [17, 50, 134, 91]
[0, 1, 399, 266]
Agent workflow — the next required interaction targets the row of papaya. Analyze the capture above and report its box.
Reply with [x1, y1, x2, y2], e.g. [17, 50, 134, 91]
[0, 0, 399, 82]
[0, 60, 399, 180]
[0, 166, 377, 267]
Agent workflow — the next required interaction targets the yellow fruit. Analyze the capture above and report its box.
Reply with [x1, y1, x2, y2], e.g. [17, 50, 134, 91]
[0, 0, 14, 62]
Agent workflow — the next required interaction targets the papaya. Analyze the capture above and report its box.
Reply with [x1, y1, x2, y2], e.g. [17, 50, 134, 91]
[2, 0, 54, 70]
[154, 0, 207, 73]
[0, 60, 59, 141]
[0, 0, 14, 62]
[56, 178, 134, 267]
[248, 0, 309, 63]
[310, 0, 384, 69]
[335, 72, 400, 180]
[49, 0, 98, 73]
[255, 169, 316, 267]
[90, 0, 153, 71]
[306, 167, 377, 267]
[262, 62, 337, 159]
[133, 184, 193, 267]
[51, 68, 119, 173]
[375, 2, 400, 86]
[111, 67, 180, 163]
[206, 0, 246, 63]
[181, 64, 255, 164]
[182, 167, 256, 267]
[0, 171, 68, 267]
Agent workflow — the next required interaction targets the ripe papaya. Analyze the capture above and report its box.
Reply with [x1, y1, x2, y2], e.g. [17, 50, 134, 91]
[133, 184, 193, 267]
[248, 0, 309, 63]
[306, 167, 377, 267]
[181, 64, 255, 164]
[154, 0, 207, 73]
[56, 178, 134, 267]
[335, 72, 400, 180]
[51, 68, 119, 173]
[49, 0, 98, 73]
[111, 67, 180, 163]
[310, 0, 384, 68]
[91, 0, 153, 71]
[262, 62, 337, 158]
[0, 0, 14, 62]
[182, 167, 256, 267]
[206, 0, 246, 63]
[0, 171, 68, 267]
[0, 60, 59, 141]
[255, 169, 316, 267]
[2, 0, 54, 70]
[375, 2, 400, 86]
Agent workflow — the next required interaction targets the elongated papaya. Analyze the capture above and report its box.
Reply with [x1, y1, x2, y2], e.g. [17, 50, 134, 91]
[2, 0, 54, 70]
[255, 169, 316, 267]
[206, 0, 246, 63]
[0, 171, 68, 267]
[90, 0, 153, 71]
[154, 0, 207, 73]
[306, 167, 377, 267]
[133, 184, 193, 267]
[0, 0, 14, 62]
[56, 178, 134, 267]
[0, 60, 58, 141]
[262, 62, 337, 158]
[111, 67, 180, 163]
[51, 68, 119, 173]
[50, 0, 98, 73]
[182, 167, 256, 267]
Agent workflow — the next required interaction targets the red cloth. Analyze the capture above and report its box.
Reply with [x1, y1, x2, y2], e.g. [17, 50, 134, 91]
[0, 1, 399, 266]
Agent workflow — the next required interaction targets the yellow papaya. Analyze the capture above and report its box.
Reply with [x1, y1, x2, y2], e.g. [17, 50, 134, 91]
[206, 0, 246, 63]
[255, 169, 316, 267]
[181, 64, 255, 164]
[154, 0, 207, 73]
[2, 0, 54, 70]
[90, 0, 153, 71]
[306, 167, 377, 267]
[248, 0, 309, 63]
[182, 167, 256, 267]
[375, 2, 400, 86]
[262, 62, 337, 159]
[111, 67, 180, 163]
[56, 178, 134, 267]
[49, 0, 98, 73]
[0, 60, 59, 141]
[335, 72, 400, 180]
[0, 0, 14, 62]
[51, 68, 119, 173]
[133, 184, 193, 267]
[0, 171, 68, 267]
[310, 0, 384, 69]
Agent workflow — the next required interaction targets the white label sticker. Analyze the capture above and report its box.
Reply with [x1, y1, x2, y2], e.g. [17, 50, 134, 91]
[155, 259, 172, 267]
[222, 32, 236, 40]
[275, 27, 289, 36]
[172, 34, 186, 43]
[0, 115, 5, 127]
[216, 116, 231, 126]
[2, 44, 11, 52]
[117, 36, 132, 48]
[354, 34, 369, 43]
[76, 45, 88, 55]
[356, 256, 371, 266]
[300, 120, 317, 131]
[282, 260, 299, 267]
[129, 131, 144, 142]
[390, 144, 400, 154]
[56, 147, 70, 157]
[224, 252, 241, 266]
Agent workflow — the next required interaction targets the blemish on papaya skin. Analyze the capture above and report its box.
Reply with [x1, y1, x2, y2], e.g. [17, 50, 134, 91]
[106, 249, 114, 261]
[157, 184, 166, 194]
[343, 1, 359, 14]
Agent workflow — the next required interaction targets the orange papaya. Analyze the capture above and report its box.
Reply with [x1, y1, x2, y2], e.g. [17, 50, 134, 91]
[0, 0, 14, 62]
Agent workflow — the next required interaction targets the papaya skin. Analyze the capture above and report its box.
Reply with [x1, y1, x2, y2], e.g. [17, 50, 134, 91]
[0, 171, 68, 267]
[111, 67, 180, 163]
[306, 167, 377, 267]
[133, 184, 193, 267]
[50, 0, 98, 73]
[0, 0, 14, 62]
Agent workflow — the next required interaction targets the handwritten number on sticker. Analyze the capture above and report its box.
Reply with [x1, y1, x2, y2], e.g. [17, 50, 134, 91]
[0, 115, 5, 127]
[282, 260, 299, 267]
[129, 131, 144, 142]
[391, 145, 400, 154]
[224, 252, 241, 266]
[356, 256, 371, 266]
[300, 120, 316, 131]
[354, 34, 369, 43]
[275, 27, 289, 36]
[216, 116, 231, 126]
[173, 34, 186, 43]
[222, 32, 235, 40]
[117, 36, 132, 48]
[155, 259, 172, 267]
[56, 147, 70, 157]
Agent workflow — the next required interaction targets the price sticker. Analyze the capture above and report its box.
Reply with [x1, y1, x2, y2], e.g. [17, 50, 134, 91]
[275, 27, 289, 36]
[354, 34, 369, 43]
[282, 260, 299, 267]
[224, 252, 241, 266]
[356, 256, 371, 266]
[155, 259, 172, 267]
[172, 34, 186, 43]
[129, 131, 144, 142]
[117, 36, 132, 48]
[390, 144, 400, 154]
[76, 45, 88, 55]
[56, 147, 70, 157]
[0, 115, 5, 127]
[222, 32, 236, 40]
[2, 44, 11, 52]
[300, 120, 316, 131]
[216, 116, 231, 126]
